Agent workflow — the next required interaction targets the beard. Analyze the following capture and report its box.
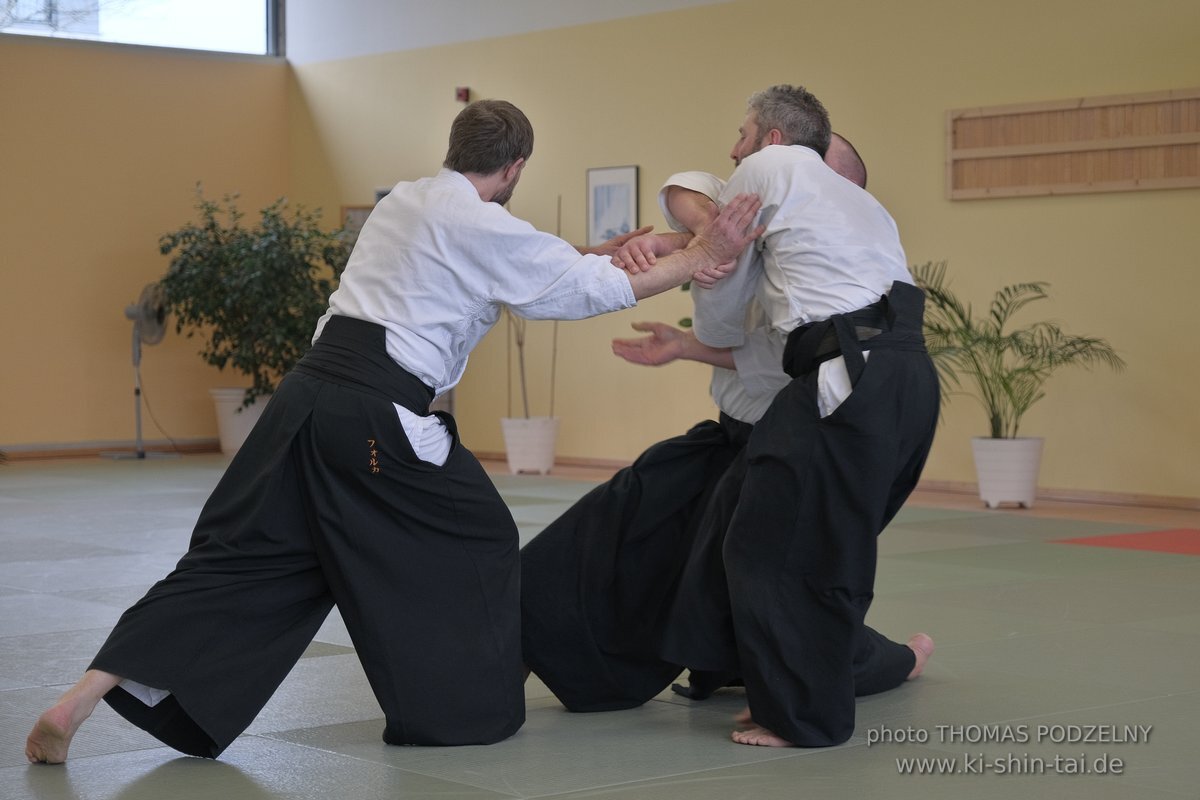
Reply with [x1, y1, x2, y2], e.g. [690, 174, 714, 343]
[492, 171, 521, 207]
[492, 182, 515, 207]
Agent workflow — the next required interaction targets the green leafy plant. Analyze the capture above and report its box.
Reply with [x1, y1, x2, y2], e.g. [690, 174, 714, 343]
[159, 187, 350, 407]
[913, 260, 1125, 439]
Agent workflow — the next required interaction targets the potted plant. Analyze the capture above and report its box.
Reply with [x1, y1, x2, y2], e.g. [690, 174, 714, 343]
[159, 186, 350, 454]
[500, 309, 560, 474]
[912, 260, 1125, 508]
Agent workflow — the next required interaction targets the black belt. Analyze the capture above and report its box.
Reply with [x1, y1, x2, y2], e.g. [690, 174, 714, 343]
[781, 281, 927, 380]
[294, 315, 435, 415]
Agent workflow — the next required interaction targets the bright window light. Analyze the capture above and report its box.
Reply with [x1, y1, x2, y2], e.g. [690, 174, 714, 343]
[1, 1, 277, 56]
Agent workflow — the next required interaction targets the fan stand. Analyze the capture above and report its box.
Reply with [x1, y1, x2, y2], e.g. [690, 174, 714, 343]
[102, 323, 179, 461]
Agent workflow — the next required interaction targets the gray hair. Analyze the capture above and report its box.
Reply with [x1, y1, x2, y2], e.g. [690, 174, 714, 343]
[747, 85, 831, 157]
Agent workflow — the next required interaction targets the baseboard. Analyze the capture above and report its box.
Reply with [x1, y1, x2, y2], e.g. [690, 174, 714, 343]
[915, 479, 1200, 512]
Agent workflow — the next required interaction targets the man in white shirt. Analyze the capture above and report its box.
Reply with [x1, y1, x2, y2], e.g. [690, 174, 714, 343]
[681, 86, 939, 748]
[26, 99, 763, 764]
[520, 133, 932, 721]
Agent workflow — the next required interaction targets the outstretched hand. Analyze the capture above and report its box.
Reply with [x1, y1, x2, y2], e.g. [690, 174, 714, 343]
[612, 321, 689, 366]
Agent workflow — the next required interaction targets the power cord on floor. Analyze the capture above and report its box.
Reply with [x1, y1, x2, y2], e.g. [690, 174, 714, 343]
[139, 365, 186, 455]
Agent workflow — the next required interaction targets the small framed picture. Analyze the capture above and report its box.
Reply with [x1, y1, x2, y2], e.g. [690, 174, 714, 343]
[586, 165, 638, 247]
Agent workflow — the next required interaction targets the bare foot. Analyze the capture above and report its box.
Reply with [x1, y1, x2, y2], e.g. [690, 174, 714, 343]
[26, 670, 120, 764]
[732, 723, 793, 747]
[733, 707, 752, 726]
[26, 705, 75, 764]
[907, 633, 935, 680]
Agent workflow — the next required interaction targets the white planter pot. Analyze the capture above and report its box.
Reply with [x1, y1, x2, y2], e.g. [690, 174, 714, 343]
[209, 388, 266, 456]
[971, 436, 1044, 509]
[500, 416, 559, 475]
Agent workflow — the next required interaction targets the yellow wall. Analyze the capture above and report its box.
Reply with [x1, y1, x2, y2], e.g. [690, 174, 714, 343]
[0, 36, 290, 449]
[288, 0, 1199, 500]
[3, 0, 1198, 501]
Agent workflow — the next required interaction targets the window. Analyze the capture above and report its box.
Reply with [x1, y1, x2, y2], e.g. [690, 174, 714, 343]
[1, 0, 280, 56]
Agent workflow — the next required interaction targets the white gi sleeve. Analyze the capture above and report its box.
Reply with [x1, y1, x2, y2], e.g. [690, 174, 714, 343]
[657, 172, 727, 233]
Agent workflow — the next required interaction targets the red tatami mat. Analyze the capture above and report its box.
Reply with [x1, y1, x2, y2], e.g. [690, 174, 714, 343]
[1055, 528, 1200, 556]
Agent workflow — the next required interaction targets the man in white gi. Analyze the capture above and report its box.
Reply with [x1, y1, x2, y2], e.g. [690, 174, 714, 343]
[519, 132, 932, 722]
[673, 85, 939, 748]
[26, 98, 764, 764]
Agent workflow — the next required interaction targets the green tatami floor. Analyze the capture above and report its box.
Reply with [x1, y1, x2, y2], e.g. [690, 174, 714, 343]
[2, 454, 1199, 799]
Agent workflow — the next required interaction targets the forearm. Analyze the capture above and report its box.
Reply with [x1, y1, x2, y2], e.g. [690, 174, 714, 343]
[625, 240, 716, 300]
[651, 231, 694, 256]
[679, 331, 735, 369]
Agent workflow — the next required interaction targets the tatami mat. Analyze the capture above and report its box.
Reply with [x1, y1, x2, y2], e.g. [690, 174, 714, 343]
[1055, 528, 1200, 555]
[1, 453, 1198, 799]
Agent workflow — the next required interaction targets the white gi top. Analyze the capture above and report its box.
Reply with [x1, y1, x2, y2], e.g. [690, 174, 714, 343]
[314, 168, 637, 395]
[658, 171, 787, 424]
[692, 145, 911, 348]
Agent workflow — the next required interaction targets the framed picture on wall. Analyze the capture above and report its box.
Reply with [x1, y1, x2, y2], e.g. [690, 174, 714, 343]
[586, 165, 638, 247]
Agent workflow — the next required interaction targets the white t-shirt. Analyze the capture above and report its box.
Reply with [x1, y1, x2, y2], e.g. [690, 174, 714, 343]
[315, 168, 636, 395]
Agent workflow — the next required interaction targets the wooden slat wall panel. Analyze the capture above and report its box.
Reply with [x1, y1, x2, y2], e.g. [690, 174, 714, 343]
[946, 88, 1200, 199]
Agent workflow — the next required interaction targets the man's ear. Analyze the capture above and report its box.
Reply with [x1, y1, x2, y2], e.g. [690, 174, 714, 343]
[505, 158, 526, 181]
[766, 129, 785, 146]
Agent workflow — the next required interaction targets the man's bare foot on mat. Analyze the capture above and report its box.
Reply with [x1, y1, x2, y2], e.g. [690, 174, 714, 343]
[26, 670, 120, 764]
[907, 633, 935, 680]
[731, 722, 793, 747]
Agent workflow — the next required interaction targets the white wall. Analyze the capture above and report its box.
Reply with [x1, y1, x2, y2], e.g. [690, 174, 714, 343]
[284, 0, 732, 64]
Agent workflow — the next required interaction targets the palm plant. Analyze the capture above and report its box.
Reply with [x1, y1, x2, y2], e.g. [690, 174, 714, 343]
[912, 260, 1125, 439]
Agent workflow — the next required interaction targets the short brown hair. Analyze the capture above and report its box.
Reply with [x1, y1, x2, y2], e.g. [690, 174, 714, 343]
[444, 100, 534, 175]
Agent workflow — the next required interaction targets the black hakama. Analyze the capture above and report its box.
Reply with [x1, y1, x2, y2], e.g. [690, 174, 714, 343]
[91, 316, 525, 756]
[520, 415, 750, 711]
[522, 350, 923, 713]
[723, 281, 940, 746]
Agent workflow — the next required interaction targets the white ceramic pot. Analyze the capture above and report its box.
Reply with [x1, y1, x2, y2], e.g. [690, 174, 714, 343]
[500, 416, 559, 475]
[971, 436, 1044, 509]
[209, 388, 265, 456]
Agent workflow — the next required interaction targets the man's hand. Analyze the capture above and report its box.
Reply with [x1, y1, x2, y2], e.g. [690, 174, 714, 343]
[622, 194, 761, 302]
[611, 233, 660, 273]
[580, 225, 654, 257]
[690, 261, 735, 289]
[612, 321, 689, 366]
[689, 193, 764, 273]
[611, 231, 695, 274]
